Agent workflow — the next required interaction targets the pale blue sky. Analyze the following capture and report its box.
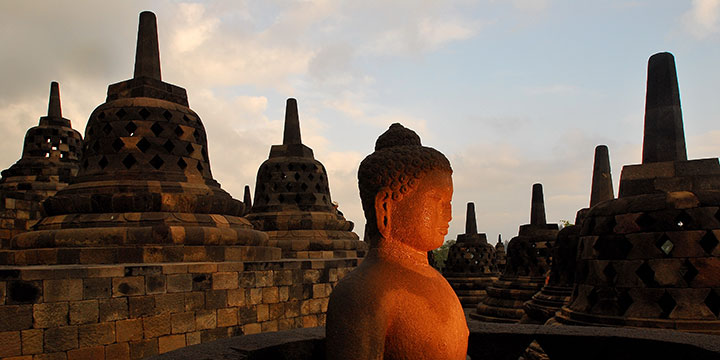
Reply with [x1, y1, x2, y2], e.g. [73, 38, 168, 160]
[1, 0, 719, 243]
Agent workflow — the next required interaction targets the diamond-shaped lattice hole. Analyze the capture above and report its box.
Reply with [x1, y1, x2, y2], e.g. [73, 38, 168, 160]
[163, 140, 175, 153]
[92, 141, 101, 152]
[122, 154, 137, 169]
[587, 288, 599, 309]
[301, 163, 307, 171]
[315, 183, 321, 192]
[174, 125, 184, 137]
[285, 183, 293, 191]
[149, 155, 164, 170]
[603, 263, 617, 284]
[656, 234, 674, 256]
[680, 259, 699, 285]
[111, 138, 125, 152]
[278, 194, 285, 203]
[98, 156, 109, 169]
[136, 138, 151, 153]
[308, 173, 314, 181]
[139, 108, 151, 120]
[295, 194, 302, 204]
[82, 159, 89, 169]
[301, 183, 308, 191]
[102, 123, 113, 135]
[617, 289, 633, 316]
[196, 162, 204, 172]
[675, 211, 693, 229]
[635, 213, 655, 229]
[115, 109, 127, 118]
[201, 148, 208, 161]
[658, 291, 677, 319]
[163, 110, 172, 120]
[183, 114, 192, 123]
[636, 262, 658, 287]
[288, 164, 295, 171]
[98, 112, 106, 120]
[193, 129, 201, 141]
[125, 121, 138, 135]
[700, 231, 719, 255]
[177, 158, 187, 170]
[185, 143, 194, 154]
[705, 290, 720, 318]
[294, 172, 301, 181]
[151, 122, 164, 136]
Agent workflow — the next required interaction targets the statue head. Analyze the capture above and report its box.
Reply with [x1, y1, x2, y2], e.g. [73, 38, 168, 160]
[358, 123, 453, 250]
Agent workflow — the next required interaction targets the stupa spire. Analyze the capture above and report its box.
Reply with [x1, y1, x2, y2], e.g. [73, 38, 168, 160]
[243, 185, 252, 210]
[530, 183, 547, 225]
[133, 11, 162, 80]
[47, 82, 61, 118]
[465, 202, 478, 235]
[642, 52, 686, 163]
[283, 98, 301, 145]
[589, 145, 614, 207]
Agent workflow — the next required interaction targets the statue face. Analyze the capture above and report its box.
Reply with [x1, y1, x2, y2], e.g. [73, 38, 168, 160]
[388, 170, 453, 251]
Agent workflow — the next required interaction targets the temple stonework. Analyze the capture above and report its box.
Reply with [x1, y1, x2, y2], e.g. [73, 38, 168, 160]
[495, 235, 506, 272]
[557, 52, 720, 334]
[472, 183, 558, 323]
[246, 99, 365, 259]
[0, 82, 82, 246]
[443, 202, 499, 307]
[524, 145, 614, 324]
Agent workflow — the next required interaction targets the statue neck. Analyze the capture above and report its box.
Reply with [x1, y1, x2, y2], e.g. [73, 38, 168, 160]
[372, 239, 429, 267]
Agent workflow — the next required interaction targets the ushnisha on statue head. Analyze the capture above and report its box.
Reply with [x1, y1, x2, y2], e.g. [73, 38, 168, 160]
[358, 123, 453, 253]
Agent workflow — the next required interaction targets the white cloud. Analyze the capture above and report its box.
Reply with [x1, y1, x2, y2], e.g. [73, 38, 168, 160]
[682, 0, 720, 38]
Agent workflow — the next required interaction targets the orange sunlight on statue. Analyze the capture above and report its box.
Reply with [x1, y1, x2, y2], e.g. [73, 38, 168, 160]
[326, 123, 469, 360]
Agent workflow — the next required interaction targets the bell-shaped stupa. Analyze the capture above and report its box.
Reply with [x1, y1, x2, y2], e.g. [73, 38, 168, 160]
[247, 99, 364, 258]
[2, 12, 274, 265]
[443, 202, 499, 307]
[495, 234, 507, 272]
[524, 145, 615, 324]
[0, 82, 83, 246]
[557, 53, 720, 334]
[472, 183, 559, 322]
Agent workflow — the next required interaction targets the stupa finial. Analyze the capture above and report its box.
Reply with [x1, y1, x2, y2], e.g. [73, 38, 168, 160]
[589, 145, 614, 207]
[47, 81, 61, 118]
[283, 98, 301, 145]
[642, 52, 686, 163]
[243, 185, 252, 209]
[133, 11, 162, 80]
[465, 202, 478, 235]
[530, 183, 547, 225]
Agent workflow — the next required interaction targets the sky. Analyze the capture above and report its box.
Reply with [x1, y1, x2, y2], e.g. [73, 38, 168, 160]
[1, 0, 720, 244]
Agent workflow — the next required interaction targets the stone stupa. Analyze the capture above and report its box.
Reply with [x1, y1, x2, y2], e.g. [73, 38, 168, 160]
[472, 183, 559, 322]
[0, 82, 83, 246]
[495, 234, 507, 272]
[443, 202, 499, 307]
[246, 99, 365, 259]
[557, 52, 720, 334]
[524, 145, 614, 324]
[1, 11, 275, 265]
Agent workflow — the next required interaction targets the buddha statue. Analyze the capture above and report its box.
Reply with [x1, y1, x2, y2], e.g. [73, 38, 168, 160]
[326, 123, 468, 359]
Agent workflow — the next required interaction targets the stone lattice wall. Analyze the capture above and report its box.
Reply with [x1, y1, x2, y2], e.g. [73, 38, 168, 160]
[0, 258, 357, 360]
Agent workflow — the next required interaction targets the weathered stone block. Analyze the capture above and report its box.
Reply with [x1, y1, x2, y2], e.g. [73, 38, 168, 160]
[32, 352, 67, 360]
[129, 339, 157, 360]
[44, 326, 78, 352]
[312, 283, 331, 298]
[185, 332, 200, 346]
[247, 288, 262, 305]
[20, 329, 42, 355]
[262, 287, 279, 304]
[43, 279, 82, 303]
[0, 305, 33, 331]
[269, 303, 284, 321]
[34, 303, 68, 328]
[285, 301, 301, 318]
[128, 296, 155, 318]
[278, 286, 290, 302]
[82, 278, 111, 300]
[0, 331, 22, 357]
[190, 274, 211, 291]
[195, 310, 216, 330]
[216, 308, 237, 327]
[211, 272, 238, 290]
[303, 269, 321, 284]
[166, 274, 192, 293]
[187, 264, 216, 274]
[158, 334, 185, 354]
[67, 345, 104, 360]
[261, 320, 278, 332]
[184, 292, 204, 311]
[69, 300, 98, 325]
[116, 319, 143, 343]
[170, 311, 195, 334]
[255, 271, 273, 287]
[154, 293, 184, 314]
[239, 272, 255, 287]
[78, 322, 114, 347]
[112, 277, 144, 297]
[227, 288, 245, 307]
[243, 323, 261, 335]
[302, 314, 318, 327]
[237, 306, 256, 324]
[104, 342, 129, 360]
[143, 314, 171, 339]
[98, 298, 127, 322]
[145, 275, 166, 295]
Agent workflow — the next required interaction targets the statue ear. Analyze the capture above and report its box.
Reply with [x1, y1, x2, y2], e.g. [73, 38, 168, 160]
[374, 189, 392, 238]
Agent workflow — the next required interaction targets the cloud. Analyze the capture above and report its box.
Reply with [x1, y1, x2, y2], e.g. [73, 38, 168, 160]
[682, 0, 720, 38]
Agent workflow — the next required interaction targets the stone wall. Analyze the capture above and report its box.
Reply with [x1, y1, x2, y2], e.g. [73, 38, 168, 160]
[0, 258, 358, 360]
